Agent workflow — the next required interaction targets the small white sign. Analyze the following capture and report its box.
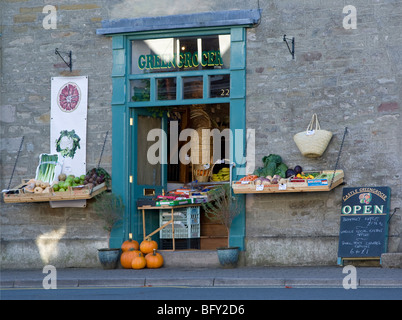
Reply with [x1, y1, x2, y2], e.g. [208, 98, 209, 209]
[279, 184, 287, 190]
[256, 185, 264, 191]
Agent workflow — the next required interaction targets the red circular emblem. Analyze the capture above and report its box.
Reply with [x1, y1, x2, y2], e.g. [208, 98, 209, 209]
[58, 82, 81, 113]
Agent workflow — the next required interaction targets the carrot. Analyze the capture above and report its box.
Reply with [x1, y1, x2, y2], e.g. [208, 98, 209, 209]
[239, 175, 258, 182]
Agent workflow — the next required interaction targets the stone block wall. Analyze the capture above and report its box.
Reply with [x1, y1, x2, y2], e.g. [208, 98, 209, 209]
[0, 1, 114, 269]
[245, 0, 402, 265]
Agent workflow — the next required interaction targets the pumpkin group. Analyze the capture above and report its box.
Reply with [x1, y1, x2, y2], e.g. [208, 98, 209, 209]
[120, 237, 164, 269]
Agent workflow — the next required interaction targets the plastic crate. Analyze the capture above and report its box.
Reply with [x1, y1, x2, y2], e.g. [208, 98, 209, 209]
[160, 206, 200, 225]
[159, 206, 200, 239]
[159, 222, 200, 239]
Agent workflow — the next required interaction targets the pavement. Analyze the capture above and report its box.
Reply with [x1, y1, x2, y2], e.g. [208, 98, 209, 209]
[2, 266, 402, 289]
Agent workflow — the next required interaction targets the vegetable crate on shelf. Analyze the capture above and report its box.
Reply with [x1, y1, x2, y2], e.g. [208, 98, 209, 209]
[159, 206, 200, 239]
[2, 180, 107, 203]
[232, 170, 344, 194]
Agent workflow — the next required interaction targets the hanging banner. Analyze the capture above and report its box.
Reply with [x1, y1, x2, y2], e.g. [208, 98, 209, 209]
[50, 76, 88, 177]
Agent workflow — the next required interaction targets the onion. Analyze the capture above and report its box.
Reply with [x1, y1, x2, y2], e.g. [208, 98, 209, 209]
[34, 187, 43, 194]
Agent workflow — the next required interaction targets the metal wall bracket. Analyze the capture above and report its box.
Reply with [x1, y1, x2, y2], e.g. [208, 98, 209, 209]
[283, 35, 295, 60]
[55, 48, 72, 72]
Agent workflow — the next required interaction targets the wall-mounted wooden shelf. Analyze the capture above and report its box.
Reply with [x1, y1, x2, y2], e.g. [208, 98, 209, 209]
[232, 170, 344, 194]
[2, 181, 106, 203]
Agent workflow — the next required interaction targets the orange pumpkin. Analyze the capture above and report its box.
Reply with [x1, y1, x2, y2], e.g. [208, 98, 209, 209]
[131, 252, 147, 270]
[120, 248, 141, 269]
[140, 238, 158, 255]
[145, 249, 164, 269]
[121, 239, 139, 252]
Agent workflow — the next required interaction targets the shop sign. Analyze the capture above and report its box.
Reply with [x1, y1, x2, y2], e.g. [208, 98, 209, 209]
[337, 186, 391, 263]
[138, 50, 223, 71]
[341, 186, 390, 215]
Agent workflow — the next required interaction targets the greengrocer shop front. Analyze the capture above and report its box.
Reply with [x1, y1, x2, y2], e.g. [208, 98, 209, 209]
[97, 10, 262, 252]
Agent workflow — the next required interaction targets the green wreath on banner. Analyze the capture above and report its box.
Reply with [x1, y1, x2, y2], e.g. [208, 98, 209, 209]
[55, 129, 81, 159]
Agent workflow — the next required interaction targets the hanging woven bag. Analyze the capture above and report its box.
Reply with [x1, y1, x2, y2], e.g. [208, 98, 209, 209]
[293, 114, 333, 158]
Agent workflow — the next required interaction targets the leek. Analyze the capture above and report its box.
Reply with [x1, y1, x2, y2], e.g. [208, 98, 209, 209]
[36, 154, 58, 183]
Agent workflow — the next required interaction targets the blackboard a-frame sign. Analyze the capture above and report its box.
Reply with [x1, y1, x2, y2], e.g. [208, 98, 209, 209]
[337, 186, 391, 265]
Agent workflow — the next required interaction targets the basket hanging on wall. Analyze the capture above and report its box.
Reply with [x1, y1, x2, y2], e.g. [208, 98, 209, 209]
[293, 114, 333, 158]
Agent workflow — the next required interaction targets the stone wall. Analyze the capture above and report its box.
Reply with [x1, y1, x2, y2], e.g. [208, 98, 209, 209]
[1, 0, 401, 268]
[0, 0, 114, 269]
[245, 0, 402, 265]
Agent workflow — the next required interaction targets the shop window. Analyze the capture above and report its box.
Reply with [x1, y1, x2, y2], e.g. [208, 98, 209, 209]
[137, 115, 162, 186]
[209, 74, 230, 98]
[157, 78, 177, 100]
[130, 34, 231, 104]
[131, 79, 150, 102]
[183, 76, 203, 99]
[131, 35, 231, 74]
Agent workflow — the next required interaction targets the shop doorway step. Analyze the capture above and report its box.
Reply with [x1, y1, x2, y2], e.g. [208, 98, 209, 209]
[161, 250, 220, 268]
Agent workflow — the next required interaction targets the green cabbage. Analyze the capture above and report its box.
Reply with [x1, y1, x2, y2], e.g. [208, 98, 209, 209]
[254, 154, 288, 178]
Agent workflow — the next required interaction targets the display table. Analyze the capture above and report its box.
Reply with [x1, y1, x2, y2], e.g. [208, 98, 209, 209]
[138, 204, 201, 251]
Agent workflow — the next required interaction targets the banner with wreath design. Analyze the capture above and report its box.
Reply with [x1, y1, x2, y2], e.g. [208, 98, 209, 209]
[50, 76, 88, 177]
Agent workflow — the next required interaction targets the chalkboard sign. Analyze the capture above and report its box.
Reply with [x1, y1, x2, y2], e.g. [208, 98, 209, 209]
[337, 186, 391, 264]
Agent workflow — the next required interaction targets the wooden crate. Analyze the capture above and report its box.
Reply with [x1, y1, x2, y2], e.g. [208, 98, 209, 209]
[3, 181, 107, 203]
[232, 181, 255, 193]
[232, 170, 344, 194]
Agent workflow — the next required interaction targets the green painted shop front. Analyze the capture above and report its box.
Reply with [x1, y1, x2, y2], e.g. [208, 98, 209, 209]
[97, 10, 261, 251]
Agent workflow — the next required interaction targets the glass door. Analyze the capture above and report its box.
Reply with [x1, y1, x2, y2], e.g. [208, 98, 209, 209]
[130, 108, 167, 241]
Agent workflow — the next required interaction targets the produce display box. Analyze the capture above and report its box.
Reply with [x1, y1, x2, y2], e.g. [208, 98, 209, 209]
[2, 180, 107, 203]
[156, 198, 193, 207]
[232, 170, 344, 194]
[191, 196, 208, 204]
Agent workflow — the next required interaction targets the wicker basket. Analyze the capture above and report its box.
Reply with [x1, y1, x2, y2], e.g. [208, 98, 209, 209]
[190, 107, 214, 165]
[193, 164, 213, 182]
[190, 128, 213, 165]
[293, 114, 333, 158]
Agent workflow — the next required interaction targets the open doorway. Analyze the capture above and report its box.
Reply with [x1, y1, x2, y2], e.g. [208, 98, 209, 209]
[166, 103, 230, 185]
[155, 103, 231, 250]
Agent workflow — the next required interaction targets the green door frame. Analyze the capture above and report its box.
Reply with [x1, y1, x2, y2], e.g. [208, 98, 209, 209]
[109, 26, 247, 250]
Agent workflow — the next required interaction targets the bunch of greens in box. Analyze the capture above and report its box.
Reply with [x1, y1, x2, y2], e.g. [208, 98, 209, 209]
[36, 154, 59, 184]
[253, 154, 288, 178]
